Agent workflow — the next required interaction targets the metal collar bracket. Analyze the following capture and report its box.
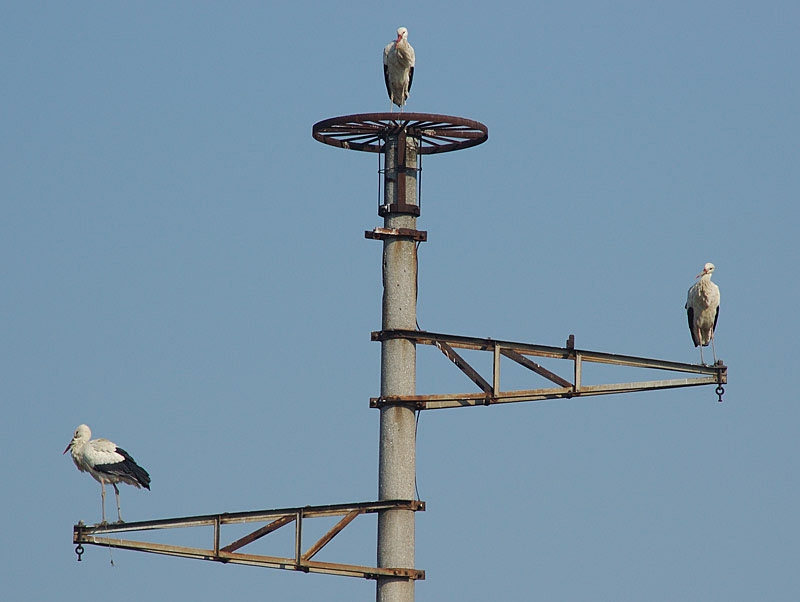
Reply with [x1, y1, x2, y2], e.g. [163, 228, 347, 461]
[371, 397, 430, 410]
[365, 227, 427, 242]
[377, 203, 421, 217]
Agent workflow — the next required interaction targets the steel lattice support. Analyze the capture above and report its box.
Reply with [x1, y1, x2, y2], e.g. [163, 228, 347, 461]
[73, 500, 426, 580]
[369, 330, 727, 409]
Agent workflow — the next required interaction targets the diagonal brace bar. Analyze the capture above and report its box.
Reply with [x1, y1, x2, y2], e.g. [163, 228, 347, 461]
[222, 514, 295, 553]
[302, 509, 361, 561]
[500, 348, 572, 388]
[434, 340, 492, 394]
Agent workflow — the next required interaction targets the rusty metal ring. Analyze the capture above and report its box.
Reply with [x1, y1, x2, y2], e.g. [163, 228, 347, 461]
[75, 543, 84, 561]
[715, 385, 725, 402]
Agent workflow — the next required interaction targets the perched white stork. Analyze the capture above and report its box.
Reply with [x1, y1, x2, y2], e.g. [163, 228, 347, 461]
[64, 424, 151, 523]
[383, 27, 415, 110]
[685, 262, 720, 364]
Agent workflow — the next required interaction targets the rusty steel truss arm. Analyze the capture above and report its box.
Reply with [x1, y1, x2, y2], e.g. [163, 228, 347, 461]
[73, 499, 425, 580]
[369, 330, 727, 410]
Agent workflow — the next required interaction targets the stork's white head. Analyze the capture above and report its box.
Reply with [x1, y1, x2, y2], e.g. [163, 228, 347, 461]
[696, 262, 715, 279]
[63, 424, 91, 454]
[395, 27, 408, 46]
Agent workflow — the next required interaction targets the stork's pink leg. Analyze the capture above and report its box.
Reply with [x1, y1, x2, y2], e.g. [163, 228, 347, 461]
[711, 332, 717, 364]
[100, 481, 107, 524]
[113, 483, 123, 523]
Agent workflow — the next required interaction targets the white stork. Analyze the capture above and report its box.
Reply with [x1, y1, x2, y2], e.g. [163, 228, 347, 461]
[685, 262, 720, 364]
[383, 26, 415, 110]
[64, 424, 151, 523]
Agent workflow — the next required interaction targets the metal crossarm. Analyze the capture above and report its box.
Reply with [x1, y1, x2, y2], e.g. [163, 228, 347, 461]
[370, 329, 727, 410]
[73, 499, 425, 580]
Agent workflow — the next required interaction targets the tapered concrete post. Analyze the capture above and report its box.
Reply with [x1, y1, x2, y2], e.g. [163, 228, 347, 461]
[377, 133, 418, 602]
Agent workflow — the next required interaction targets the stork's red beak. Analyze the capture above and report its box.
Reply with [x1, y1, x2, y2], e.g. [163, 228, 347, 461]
[395, 33, 402, 48]
[63, 441, 72, 454]
[695, 269, 707, 278]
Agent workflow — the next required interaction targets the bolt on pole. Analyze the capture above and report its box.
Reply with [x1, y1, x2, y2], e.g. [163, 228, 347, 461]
[377, 132, 418, 602]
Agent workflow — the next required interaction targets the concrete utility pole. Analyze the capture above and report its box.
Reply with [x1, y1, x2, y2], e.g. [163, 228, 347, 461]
[376, 133, 418, 602]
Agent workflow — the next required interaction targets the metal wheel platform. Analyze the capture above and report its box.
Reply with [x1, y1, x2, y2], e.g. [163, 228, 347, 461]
[312, 113, 488, 154]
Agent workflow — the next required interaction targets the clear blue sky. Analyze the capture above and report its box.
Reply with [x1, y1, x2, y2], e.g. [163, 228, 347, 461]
[3, 2, 798, 600]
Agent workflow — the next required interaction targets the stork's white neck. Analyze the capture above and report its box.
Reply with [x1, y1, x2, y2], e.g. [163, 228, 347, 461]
[394, 39, 413, 62]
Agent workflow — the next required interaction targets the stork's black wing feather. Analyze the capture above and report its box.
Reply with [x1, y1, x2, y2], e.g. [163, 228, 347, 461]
[95, 447, 151, 489]
[713, 305, 719, 332]
[383, 64, 392, 100]
[687, 307, 699, 347]
[408, 66, 414, 92]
